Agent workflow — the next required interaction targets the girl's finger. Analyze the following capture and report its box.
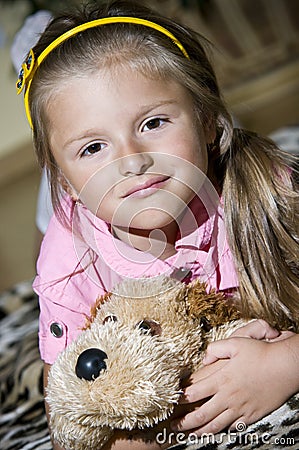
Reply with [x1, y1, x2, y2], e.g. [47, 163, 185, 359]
[191, 409, 239, 437]
[269, 330, 295, 342]
[231, 319, 279, 340]
[172, 395, 235, 435]
[179, 373, 218, 404]
[202, 339, 239, 365]
[171, 396, 220, 432]
[187, 359, 228, 384]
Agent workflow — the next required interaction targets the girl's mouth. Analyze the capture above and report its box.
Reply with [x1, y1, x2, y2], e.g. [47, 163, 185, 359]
[122, 175, 171, 199]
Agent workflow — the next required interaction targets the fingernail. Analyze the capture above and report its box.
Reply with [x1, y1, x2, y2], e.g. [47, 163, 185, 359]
[170, 420, 179, 431]
[179, 391, 190, 404]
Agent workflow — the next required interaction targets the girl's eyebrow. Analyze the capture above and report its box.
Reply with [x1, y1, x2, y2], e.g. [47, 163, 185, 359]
[63, 99, 178, 149]
[138, 99, 178, 113]
[63, 130, 102, 149]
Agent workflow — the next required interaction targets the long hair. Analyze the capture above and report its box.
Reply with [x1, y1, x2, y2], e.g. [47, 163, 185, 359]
[27, 0, 298, 329]
[223, 129, 298, 329]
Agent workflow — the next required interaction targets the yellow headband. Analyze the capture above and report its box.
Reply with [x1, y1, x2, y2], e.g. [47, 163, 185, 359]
[16, 16, 189, 129]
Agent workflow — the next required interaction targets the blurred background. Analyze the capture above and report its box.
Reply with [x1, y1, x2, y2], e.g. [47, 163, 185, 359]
[0, 0, 299, 291]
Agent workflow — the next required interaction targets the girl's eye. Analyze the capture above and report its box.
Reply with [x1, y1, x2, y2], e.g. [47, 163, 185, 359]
[81, 142, 105, 157]
[142, 118, 167, 132]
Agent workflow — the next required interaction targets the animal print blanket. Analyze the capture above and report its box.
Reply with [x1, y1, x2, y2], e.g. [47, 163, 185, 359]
[0, 281, 298, 450]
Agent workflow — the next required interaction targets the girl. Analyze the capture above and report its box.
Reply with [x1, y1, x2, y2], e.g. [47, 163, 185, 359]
[17, 0, 299, 448]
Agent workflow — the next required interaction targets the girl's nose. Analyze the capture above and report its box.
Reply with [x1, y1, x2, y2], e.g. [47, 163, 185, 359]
[119, 152, 154, 176]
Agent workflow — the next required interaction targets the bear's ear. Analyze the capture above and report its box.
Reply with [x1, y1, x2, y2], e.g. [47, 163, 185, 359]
[83, 292, 112, 330]
[186, 279, 240, 328]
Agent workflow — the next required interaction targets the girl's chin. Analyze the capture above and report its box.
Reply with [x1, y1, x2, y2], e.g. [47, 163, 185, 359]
[119, 212, 175, 230]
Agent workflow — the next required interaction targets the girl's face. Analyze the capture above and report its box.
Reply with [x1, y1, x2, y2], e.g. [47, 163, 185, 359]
[48, 66, 209, 233]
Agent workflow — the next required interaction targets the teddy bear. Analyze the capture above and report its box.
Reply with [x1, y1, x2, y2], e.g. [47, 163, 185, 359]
[46, 275, 246, 450]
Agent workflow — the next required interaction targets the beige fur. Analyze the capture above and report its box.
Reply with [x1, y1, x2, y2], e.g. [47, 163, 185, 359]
[47, 276, 244, 450]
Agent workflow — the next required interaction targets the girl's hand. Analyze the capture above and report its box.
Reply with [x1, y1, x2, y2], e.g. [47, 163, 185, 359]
[171, 322, 299, 436]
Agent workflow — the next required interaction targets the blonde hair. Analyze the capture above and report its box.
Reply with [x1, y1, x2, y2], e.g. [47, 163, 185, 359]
[28, 0, 298, 329]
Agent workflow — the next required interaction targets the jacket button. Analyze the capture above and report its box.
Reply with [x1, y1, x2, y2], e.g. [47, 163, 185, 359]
[50, 322, 64, 338]
[171, 267, 192, 282]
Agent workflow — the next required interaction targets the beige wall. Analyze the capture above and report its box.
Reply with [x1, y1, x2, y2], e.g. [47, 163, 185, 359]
[0, 164, 40, 291]
[0, 2, 39, 291]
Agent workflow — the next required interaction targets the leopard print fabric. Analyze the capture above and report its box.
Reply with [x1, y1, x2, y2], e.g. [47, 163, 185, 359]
[0, 282, 298, 449]
[0, 281, 51, 449]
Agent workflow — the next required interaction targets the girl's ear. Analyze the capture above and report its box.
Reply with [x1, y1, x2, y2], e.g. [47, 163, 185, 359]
[204, 115, 217, 145]
[58, 173, 79, 201]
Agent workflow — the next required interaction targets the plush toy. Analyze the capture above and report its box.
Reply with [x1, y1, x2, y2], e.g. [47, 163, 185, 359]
[46, 276, 245, 450]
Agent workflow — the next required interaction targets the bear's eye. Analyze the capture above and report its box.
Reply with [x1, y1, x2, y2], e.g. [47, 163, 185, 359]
[200, 316, 212, 332]
[136, 320, 162, 336]
[103, 315, 117, 324]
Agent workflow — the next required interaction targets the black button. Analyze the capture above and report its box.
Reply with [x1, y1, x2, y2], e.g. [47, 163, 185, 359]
[171, 267, 192, 282]
[50, 322, 64, 338]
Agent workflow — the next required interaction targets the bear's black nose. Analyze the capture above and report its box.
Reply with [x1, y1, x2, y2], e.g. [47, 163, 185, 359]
[75, 348, 108, 380]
